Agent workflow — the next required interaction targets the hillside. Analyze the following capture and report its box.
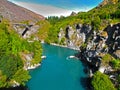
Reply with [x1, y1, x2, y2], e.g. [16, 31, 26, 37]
[0, 19, 43, 88]
[0, 0, 45, 22]
[46, 0, 120, 89]
[0, 1, 48, 89]
[46, 0, 120, 45]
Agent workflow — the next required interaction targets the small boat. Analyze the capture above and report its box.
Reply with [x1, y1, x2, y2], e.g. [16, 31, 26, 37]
[68, 55, 75, 58]
[41, 56, 46, 59]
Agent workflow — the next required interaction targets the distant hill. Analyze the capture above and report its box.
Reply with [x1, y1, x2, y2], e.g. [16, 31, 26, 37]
[99, 0, 118, 7]
[0, 0, 45, 22]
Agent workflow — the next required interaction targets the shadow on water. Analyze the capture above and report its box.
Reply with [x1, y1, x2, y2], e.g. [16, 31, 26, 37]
[79, 58, 92, 90]
[0, 86, 29, 90]
[80, 77, 92, 90]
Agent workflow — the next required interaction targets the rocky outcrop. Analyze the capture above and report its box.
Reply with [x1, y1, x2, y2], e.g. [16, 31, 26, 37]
[58, 24, 92, 50]
[114, 50, 120, 58]
[13, 23, 40, 39]
[75, 23, 120, 82]
[62, 23, 120, 78]
[20, 52, 34, 70]
[70, 11, 77, 16]
[58, 23, 120, 70]
[0, 0, 44, 22]
[99, 0, 118, 7]
[105, 23, 120, 58]
[76, 32, 107, 75]
[20, 52, 41, 70]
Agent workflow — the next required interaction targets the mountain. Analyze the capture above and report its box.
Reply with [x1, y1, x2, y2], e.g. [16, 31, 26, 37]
[0, 0, 44, 88]
[99, 0, 118, 7]
[0, 0, 45, 22]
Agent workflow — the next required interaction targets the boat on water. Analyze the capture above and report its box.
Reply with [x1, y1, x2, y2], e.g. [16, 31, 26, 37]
[69, 55, 75, 58]
[41, 55, 46, 59]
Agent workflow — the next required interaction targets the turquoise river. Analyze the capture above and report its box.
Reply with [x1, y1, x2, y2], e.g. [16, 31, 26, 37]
[27, 44, 87, 90]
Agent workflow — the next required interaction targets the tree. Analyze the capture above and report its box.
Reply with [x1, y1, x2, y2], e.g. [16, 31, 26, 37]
[91, 16, 101, 31]
[0, 54, 23, 79]
[92, 71, 116, 90]
[111, 59, 120, 69]
[0, 71, 7, 88]
[0, 20, 42, 88]
[12, 69, 31, 86]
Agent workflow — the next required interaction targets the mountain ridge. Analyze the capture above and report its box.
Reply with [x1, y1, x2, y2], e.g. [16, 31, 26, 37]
[0, 0, 45, 22]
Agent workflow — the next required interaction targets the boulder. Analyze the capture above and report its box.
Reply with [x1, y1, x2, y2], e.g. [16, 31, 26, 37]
[114, 50, 120, 58]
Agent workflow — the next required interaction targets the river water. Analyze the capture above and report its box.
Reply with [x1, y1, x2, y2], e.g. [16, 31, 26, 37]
[27, 44, 87, 90]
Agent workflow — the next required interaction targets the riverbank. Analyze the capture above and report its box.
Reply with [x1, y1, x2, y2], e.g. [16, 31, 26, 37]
[27, 44, 87, 90]
[50, 43, 80, 51]
[0, 86, 28, 90]
[26, 63, 41, 70]
[41, 40, 80, 50]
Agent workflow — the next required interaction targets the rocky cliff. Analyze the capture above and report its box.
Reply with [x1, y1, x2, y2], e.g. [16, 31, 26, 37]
[46, 0, 120, 89]
[0, 0, 44, 22]
[59, 22, 120, 62]
[58, 24, 92, 50]
[58, 22, 120, 88]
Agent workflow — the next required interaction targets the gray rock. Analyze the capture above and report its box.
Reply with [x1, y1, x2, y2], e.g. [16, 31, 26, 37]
[114, 50, 120, 58]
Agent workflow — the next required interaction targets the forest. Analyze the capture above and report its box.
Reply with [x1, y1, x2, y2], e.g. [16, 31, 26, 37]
[0, 19, 42, 88]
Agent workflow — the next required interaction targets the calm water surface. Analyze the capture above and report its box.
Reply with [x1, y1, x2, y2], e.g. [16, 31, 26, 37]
[27, 44, 87, 90]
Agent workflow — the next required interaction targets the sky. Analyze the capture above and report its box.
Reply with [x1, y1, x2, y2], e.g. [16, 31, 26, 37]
[8, 0, 103, 17]
[8, 0, 103, 10]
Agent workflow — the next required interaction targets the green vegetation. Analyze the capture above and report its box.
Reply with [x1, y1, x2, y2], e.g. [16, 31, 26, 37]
[0, 20, 42, 88]
[92, 71, 116, 90]
[111, 59, 120, 69]
[12, 69, 31, 86]
[102, 54, 114, 65]
[59, 37, 66, 45]
[36, 20, 50, 41]
[117, 75, 120, 90]
[46, 0, 120, 44]
[0, 71, 7, 88]
[102, 54, 120, 70]
[46, 16, 83, 43]
[91, 16, 101, 31]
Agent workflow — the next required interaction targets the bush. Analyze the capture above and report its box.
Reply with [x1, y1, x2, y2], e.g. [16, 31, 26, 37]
[110, 59, 120, 69]
[92, 71, 116, 90]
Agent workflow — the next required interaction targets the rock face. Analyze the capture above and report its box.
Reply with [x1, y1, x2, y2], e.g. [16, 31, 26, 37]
[0, 0, 44, 22]
[13, 23, 40, 39]
[76, 31, 107, 74]
[58, 22, 120, 65]
[58, 24, 92, 50]
[70, 11, 77, 16]
[114, 50, 120, 58]
[59, 22, 120, 76]
[105, 23, 120, 58]
[74, 23, 120, 76]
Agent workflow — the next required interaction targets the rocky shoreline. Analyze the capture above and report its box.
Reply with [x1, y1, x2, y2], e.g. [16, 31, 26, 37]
[26, 63, 41, 70]
[51, 22, 120, 75]
[57, 23, 120, 89]
[50, 43, 80, 51]
[0, 86, 28, 90]
[75, 23, 120, 89]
